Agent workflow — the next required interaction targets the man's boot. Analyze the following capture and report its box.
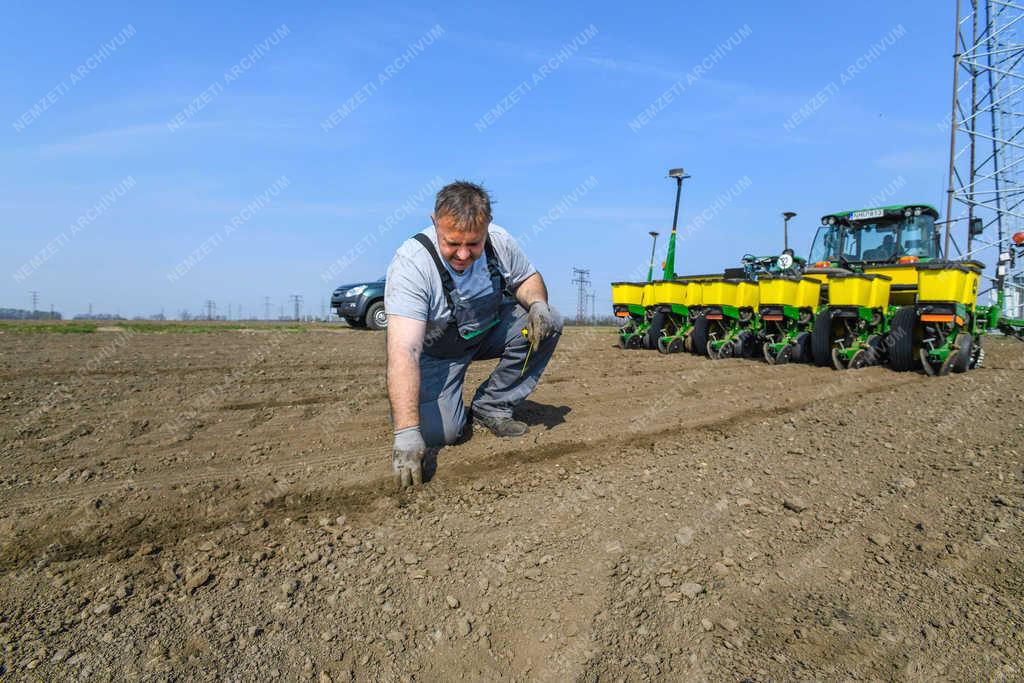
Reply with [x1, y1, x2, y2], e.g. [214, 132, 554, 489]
[473, 412, 529, 438]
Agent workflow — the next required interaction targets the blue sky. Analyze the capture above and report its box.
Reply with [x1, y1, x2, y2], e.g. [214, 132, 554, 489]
[1, 1, 956, 318]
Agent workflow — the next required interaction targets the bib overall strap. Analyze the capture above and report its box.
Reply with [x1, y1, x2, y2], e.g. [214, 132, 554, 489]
[482, 238, 510, 295]
[412, 233, 458, 319]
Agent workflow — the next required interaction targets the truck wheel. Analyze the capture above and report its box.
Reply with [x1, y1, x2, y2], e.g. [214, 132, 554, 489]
[344, 316, 365, 328]
[365, 301, 388, 330]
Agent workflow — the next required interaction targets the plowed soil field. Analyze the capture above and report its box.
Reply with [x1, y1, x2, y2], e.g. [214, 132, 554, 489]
[1, 326, 1022, 681]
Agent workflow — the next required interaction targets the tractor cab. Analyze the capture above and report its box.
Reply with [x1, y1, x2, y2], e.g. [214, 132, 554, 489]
[808, 205, 942, 268]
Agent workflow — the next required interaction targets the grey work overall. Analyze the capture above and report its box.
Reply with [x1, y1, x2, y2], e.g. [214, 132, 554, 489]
[411, 233, 563, 447]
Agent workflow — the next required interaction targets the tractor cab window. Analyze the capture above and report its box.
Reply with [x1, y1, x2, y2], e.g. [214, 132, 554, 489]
[809, 224, 843, 262]
[899, 214, 940, 258]
[857, 222, 899, 261]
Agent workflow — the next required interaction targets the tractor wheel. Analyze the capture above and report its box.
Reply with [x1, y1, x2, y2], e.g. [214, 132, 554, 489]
[644, 312, 665, 350]
[792, 332, 811, 363]
[811, 309, 833, 367]
[951, 332, 973, 373]
[889, 306, 918, 372]
[736, 331, 757, 358]
[690, 317, 710, 357]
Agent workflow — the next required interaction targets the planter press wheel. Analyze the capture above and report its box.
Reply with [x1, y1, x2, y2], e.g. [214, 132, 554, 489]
[668, 337, 684, 353]
[763, 342, 776, 365]
[831, 347, 848, 371]
[626, 334, 643, 349]
[848, 348, 872, 370]
[951, 333, 973, 373]
[919, 348, 940, 376]
[657, 336, 672, 354]
[775, 344, 794, 365]
[711, 338, 734, 360]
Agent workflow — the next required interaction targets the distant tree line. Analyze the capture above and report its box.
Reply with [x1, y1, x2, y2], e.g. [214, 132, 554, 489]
[0, 308, 62, 320]
[72, 313, 126, 320]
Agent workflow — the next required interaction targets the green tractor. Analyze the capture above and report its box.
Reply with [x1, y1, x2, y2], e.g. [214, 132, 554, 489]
[805, 203, 1022, 374]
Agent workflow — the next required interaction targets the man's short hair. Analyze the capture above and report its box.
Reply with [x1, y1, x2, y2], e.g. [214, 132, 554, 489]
[434, 181, 492, 230]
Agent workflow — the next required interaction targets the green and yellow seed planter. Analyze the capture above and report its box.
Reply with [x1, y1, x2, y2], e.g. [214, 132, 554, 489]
[757, 275, 822, 364]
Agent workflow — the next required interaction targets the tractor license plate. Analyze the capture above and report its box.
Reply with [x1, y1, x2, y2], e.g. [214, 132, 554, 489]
[850, 208, 884, 220]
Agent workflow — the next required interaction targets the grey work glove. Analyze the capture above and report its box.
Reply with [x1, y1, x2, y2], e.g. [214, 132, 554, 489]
[392, 426, 425, 489]
[527, 301, 555, 351]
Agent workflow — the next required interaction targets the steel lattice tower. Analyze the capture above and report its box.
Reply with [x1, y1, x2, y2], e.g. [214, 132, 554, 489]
[946, 0, 1024, 314]
[571, 267, 591, 325]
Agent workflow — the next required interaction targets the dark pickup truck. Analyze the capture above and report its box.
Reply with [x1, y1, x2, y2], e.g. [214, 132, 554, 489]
[331, 278, 387, 329]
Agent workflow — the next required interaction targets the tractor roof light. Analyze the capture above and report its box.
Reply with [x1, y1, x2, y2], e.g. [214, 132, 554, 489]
[904, 208, 913, 217]
[914, 207, 922, 216]
[899, 255, 920, 264]
[814, 260, 831, 268]
[827, 217, 836, 225]
[1013, 231, 1024, 246]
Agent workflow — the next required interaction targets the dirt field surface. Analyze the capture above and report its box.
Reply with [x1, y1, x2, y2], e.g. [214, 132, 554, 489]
[1, 325, 1022, 681]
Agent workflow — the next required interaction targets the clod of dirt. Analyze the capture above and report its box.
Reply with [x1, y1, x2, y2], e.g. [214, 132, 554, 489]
[783, 497, 808, 513]
[679, 582, 704, 598]
[868, 533, 891, 547]
[184, 568, 212, 593]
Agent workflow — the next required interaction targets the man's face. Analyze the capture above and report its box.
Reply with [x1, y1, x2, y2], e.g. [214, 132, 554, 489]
[433, 213, 487, 273]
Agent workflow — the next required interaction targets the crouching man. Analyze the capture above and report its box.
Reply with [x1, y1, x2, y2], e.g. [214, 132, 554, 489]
[384, 181, 563, 488]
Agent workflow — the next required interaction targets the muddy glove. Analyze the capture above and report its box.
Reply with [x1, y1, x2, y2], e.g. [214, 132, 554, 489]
[392, 426, 425, 489]
[527, 301, 555, 351]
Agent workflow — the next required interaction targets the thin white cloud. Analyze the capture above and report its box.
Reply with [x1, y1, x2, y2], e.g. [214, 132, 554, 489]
[582, 55, 684, 81]
[37, 123, 177, 157]
[875, 149, 943, 171]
